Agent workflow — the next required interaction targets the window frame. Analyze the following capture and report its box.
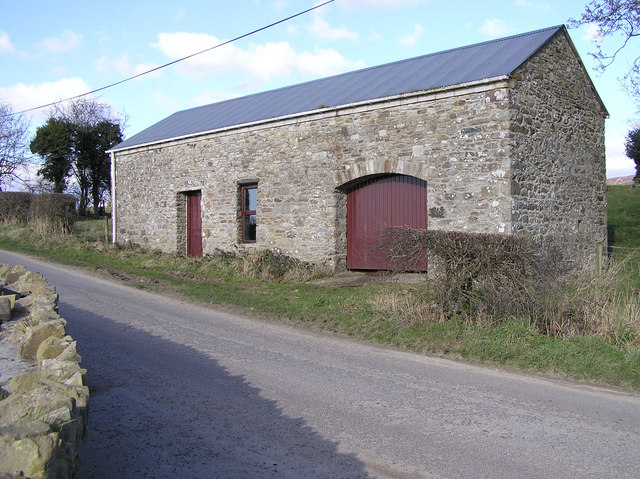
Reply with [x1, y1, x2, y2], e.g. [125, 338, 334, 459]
[240, 184, 257, 243]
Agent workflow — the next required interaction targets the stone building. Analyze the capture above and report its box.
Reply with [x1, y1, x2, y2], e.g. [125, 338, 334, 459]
[109, 25, 607, 271]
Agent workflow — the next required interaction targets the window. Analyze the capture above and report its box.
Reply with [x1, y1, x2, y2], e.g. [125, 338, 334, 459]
[241, 184, 257, 242]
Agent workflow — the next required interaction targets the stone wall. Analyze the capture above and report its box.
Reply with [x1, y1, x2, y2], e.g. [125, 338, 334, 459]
[0, 264, 88, 479]
[114, 81, 513, 269]
[509, 30, 608, 269]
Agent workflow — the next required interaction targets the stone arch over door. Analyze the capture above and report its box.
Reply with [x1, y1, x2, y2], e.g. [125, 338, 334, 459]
[339, 174, 427, 270]
[337, 157, 428, 187]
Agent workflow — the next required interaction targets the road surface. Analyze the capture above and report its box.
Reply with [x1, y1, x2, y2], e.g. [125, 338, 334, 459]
[1, 250, 639, 478]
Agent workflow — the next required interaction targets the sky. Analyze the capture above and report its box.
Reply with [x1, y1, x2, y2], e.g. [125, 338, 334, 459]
[1, 0, 638, 179]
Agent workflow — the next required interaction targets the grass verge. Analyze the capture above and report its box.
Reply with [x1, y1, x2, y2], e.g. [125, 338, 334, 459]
[0, 214, 639, 391]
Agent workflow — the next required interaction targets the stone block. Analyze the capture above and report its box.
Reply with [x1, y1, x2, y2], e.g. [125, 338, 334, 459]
[3, 271, 25, 285]
[0, 296, 11, 323]
[0, 384, 75, 424]
[0, 421, 57, 479]
[36, 336, 70, 362]
[8, 370, 74, 393]
[29, 309, 62, 325]
[19, 320, 67, 361]
[1, 293, 18, 309]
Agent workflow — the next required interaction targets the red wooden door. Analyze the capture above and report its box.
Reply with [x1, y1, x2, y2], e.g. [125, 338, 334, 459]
[186, 191, 203, 258]
[347, 175, 427, 270]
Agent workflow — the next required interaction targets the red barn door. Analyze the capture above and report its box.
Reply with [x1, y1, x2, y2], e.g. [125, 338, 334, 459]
[186, 191, 203, 258]
[347, 175, 426, 270]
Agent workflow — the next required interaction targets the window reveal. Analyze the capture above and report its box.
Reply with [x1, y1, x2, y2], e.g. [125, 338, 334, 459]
[241, 184, 257, 242]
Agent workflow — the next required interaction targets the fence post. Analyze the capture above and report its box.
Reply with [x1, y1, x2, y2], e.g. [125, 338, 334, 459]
[596, 242, 602, 277]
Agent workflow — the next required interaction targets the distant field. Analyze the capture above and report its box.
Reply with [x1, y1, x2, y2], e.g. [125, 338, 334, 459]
[607, 185, 640, 250]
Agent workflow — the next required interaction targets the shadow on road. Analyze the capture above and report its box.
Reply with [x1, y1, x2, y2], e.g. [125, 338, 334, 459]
[59, 303, 371, 478]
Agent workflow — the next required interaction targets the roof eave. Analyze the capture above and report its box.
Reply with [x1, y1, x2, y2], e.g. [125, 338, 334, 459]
[109, 75, 510, 154]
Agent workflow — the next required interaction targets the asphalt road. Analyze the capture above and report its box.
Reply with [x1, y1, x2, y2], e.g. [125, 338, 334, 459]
[1, 249, 640, 478]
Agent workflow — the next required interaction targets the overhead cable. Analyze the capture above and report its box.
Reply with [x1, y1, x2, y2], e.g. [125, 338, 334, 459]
[14, 0, 335, 115]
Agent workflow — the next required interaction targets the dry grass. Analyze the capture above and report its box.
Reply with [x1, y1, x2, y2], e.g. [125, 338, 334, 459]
[390, 262, 638, 348]
[239, 249, 331, 282]
[539, 254, 640, 346]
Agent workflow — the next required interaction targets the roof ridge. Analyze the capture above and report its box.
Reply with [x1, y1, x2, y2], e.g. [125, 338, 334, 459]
[174, 25, 564, 116]
[362, 24, 564, 70]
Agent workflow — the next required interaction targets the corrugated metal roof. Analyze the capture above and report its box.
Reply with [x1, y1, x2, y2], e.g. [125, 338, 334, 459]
[113, 25, 565, 151]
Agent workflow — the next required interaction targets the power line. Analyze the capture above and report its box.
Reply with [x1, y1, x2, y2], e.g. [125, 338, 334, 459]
[15, 0, 335, 115]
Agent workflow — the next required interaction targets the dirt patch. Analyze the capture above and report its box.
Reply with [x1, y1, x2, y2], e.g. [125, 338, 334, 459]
[308, 271, 426, 288]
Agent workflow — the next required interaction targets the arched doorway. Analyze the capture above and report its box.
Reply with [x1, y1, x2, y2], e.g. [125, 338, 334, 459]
[346, 174, 426, 270]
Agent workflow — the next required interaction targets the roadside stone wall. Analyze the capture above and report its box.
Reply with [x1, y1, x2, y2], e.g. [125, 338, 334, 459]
[0, 264, 88, 479]
[509, 31, 608, 270]
[114, 81, 513, 269]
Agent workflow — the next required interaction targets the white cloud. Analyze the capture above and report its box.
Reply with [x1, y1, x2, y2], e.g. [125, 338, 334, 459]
[36, 30, 83, 55]
[133, 62, 161, 77]
[95, 54, 161, 81]
[95, 54, 132, 76]
[152, 32, 365, 81]
[274, 0, 288, 10]
[308, 15, 359, 42]
[297, 48, 366, 76]
[515, 0, 550, 12]
[0, 77, 92, 119]
[190, 89, 242, 108]
[582, 23, 603, 44]
[480, 19, 512, 38]
[606, 133, 636, 178]
[398, 23, 424, 48]
[0, 31, 15, 54]
[152, 91, 181, 113]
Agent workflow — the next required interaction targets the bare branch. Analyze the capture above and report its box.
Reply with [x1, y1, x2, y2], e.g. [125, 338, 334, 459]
[0, 104, 32, 191]
[568, 0, 640, 103]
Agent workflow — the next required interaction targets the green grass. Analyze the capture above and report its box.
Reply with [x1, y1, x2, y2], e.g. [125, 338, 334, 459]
[607, 185, 640, 249]
[1, 193, 640, 391]
[607, 185, 640, 289]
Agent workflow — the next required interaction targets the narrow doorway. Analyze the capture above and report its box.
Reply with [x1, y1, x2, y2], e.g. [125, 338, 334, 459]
[186, 190, 203, 258]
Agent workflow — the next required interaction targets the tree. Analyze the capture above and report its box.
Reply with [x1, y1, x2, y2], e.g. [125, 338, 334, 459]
[625, 126, 640, 184]
[569, 1, 640, 102]
[30, 99, 124, 214]
[0, 103, 31, 191]
[30, 118, 74, 193]
[74, 118, 123, 215]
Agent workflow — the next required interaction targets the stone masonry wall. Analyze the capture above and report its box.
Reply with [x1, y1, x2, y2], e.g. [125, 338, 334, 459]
[114, 81, 513, 268]
[509, 31, 608, 270]
[0, 264, 88, 479]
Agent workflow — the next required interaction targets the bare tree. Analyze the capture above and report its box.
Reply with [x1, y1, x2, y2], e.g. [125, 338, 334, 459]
[569, 1, 640, 102]
[0, 103, 31, 191]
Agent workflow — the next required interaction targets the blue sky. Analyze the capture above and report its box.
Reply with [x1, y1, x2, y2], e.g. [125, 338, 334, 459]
[1, 0, 637, 178]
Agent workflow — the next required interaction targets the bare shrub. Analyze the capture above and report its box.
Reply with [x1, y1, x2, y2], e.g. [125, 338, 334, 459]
[241, 249, 325, 281]
[30, 194, 77, 235]
[0, 192, 31, 223]
[0, 192, 76, 235]
[378, 227, 568, 321]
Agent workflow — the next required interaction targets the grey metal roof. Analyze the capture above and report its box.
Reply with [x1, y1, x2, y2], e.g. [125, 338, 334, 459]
[113, 25, 565, 151]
